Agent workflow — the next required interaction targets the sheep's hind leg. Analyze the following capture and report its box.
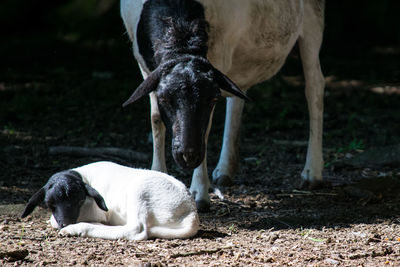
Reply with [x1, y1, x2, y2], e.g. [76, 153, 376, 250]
[212, 97, 245, 186]
[298, 1, 326, 188]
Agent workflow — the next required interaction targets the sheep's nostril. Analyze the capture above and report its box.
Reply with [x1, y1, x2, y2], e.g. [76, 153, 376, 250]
[183, 150, 196, 163]
[173, 141, 180, 149]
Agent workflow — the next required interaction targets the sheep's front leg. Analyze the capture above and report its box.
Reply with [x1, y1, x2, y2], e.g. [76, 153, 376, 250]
[190, 158, 210, 212]
[149, 91, 167, 173]
[138, 64, 167, 173]
[212, 97, 245, 186]
[190, 108, 214, 212]
[49, 215, 60, 229]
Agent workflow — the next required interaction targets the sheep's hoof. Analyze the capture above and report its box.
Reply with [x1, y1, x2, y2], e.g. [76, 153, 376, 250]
[196, 200, 210, 213]
[298, 179, 330, 190]
[214, 175, 234, 187]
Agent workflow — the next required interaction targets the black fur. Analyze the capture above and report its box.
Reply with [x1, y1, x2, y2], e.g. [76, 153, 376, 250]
[137, 0, 207, 70]
[126, 0, 248, 169]
[21, 170, 107, 228]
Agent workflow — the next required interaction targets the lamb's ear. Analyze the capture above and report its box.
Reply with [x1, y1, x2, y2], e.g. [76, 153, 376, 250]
[84, 184, 108, 212]
[21, 188, 45, 218]
[213, 67, 250, 101]
[122, 67, 162, 107]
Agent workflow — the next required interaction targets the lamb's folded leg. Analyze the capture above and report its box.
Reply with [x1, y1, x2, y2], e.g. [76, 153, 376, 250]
[59, 222, 148, 240]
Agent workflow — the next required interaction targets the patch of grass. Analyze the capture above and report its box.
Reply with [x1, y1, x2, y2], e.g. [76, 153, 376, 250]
[337, 139, 365, 153]
[298, 228, 310, 237]
[307, 236, 326, 243]
[298, 228, 326, 242]
[3, 123, 16, 135]
[43, 232, 50, 246]
[228, 224, 238, 235]
[325, 138, 365, 167]
[18, 223, 25, 246]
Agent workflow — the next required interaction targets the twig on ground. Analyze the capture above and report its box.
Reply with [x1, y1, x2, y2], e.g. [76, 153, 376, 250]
[0, 249, 29, 261]
[276, 190, 337, 197]
[48, 146, 150, 162]
[270, 218, 293, 228]
[276, 193, 312, 197]
[334, 144, 400, 168]
[169, 246, 231, 258]
[272, 139, 308, 147]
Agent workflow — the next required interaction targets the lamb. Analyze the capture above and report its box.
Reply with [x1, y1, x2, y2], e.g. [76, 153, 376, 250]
[21, 161, 200, 240]
[121, 0, 325, 211]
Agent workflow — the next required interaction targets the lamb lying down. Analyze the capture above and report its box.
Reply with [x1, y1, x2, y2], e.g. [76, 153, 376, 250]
[21, 161, 200, 240]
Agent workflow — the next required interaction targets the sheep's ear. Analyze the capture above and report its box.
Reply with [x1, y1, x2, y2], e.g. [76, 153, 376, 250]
[84, 184, 108, 212]
[213, 68, 250, 101]
[21, 188, 45, 218]
[122, 67, 162, 107]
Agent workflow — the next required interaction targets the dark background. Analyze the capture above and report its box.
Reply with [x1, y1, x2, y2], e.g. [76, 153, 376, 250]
[2, 0, 400, 46]
[0, 0, 399, 189]
[1, 0, 399, 77]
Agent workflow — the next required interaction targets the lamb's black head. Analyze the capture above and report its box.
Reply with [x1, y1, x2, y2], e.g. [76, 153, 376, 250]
[123, 56, 249, 169]
[21, 170, 108, 228]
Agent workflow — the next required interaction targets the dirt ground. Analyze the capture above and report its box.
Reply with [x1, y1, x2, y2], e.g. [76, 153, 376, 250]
[1, 33, 400, 266]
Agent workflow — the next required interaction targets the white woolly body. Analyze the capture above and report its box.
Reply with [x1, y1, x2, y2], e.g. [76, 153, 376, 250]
[58, 161, 199, 240]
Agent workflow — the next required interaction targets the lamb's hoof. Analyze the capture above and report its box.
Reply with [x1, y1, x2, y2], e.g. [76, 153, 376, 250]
[214, 175, 234, 187]
[196, 200, 210, 213]
[298, 179, 330, 190]
[58, 229, 70, 237]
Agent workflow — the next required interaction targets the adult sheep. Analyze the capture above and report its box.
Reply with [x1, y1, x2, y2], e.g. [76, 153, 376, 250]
[121, 0, 325, 211]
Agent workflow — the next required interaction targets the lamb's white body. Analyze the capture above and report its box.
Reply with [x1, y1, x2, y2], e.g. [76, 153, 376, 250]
[121, 0, 325, 207]
[58, 161, 199, 240]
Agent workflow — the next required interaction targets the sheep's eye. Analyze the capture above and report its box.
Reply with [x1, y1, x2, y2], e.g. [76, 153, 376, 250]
[159, 96, 175, 107]
[158, 97, 168, 103]
[210, 96, 219, 105]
